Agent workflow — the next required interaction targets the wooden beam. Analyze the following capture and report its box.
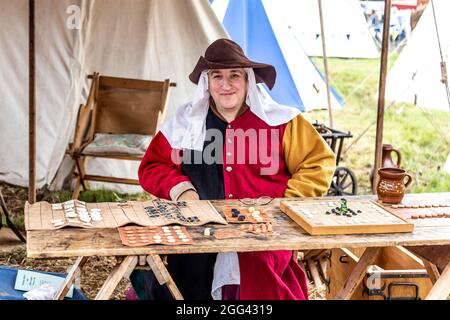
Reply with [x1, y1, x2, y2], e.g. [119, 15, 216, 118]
[425, 261, 450, 300]
[422, 259, 440, 284]
[84, 175, 140, 185]
[405, 245, 450, 272]
[307, 258, 325, 290]
[147, 254, 183, 300]
[334, 247, 381, 300]
[372, 0, 392, 193]
[95, 255, 138, 300]
[54, 256, 89, 300]
[318, 0, 333, 128]
[28, 0, 36, 204]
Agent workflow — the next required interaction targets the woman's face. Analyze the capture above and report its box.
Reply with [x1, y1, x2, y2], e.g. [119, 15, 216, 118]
[208, 68, 247, 114]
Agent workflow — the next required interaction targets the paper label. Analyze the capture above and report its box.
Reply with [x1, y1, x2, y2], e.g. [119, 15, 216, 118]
[14, 269, 74, 298]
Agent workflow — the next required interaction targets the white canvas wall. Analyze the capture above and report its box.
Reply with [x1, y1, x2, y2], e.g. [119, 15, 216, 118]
[0, 0, 227, 192]
[386, 0, 450, 112]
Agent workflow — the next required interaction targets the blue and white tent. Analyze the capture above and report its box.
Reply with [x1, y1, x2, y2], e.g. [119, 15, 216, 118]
[209, 0, 345, 112]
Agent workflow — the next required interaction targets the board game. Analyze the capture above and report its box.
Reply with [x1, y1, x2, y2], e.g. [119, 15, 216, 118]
[280, 199, 414, 235]
[222, 206, 270, 224]
[118, 225, 193, 247]
[387, 202, 450, 219]
[25, 199, 227, 231]
[379, 199, 450, 228]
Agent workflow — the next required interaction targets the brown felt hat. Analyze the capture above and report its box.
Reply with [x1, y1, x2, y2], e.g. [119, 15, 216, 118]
[189, 38, 276, 90]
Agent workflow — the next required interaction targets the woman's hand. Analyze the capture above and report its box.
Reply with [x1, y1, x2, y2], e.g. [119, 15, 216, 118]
[178, 189, 200, 201]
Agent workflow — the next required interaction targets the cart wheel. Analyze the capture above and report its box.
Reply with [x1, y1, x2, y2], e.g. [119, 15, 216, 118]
[328, 166, 358, 196]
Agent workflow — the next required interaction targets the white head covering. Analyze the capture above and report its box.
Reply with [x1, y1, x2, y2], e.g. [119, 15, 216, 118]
[160, 68, 300, 151]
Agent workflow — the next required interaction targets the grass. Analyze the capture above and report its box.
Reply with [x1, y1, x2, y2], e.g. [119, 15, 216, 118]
[306, 53, 450, 194]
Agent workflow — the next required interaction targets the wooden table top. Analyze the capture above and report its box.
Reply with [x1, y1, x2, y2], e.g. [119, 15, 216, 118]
[26, 193, 450, 258]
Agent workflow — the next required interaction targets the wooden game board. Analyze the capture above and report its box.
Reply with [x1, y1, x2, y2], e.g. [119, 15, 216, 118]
[280, 199, 414, 235]
[25, 199, 227, 231]
[379, 199, 450, 228]
[118, 226, 193, 247]
[222, 206, 270, 224]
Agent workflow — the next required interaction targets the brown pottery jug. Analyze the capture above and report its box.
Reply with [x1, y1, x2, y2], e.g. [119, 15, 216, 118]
[377, 168, 412, 204]
[381, 144, 402, 168]
[370, 144, 402, 188]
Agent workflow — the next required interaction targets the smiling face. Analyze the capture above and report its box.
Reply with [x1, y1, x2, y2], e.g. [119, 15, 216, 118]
[208, 68, 247, 117]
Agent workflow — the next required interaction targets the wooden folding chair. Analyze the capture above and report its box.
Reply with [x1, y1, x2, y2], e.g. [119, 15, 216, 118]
[67, 73, 174, 199]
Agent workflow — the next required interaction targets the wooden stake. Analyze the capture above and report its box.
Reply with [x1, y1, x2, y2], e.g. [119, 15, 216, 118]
[95, 255, 138, 300]
[425, 261, 450, 300]
[334, 247, 381, 300]
[318, 0, 333, 128]
[373, 0, 392, 193]
[29, 0, 36, 204]
[54, 256, 88, 300]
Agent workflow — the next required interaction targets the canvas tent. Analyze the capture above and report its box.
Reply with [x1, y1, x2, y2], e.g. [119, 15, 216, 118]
[255, 0, 379, 59]
[210, 0, 345, 112]
[385, 0, 450, 112]
[0, 0, 227, 193]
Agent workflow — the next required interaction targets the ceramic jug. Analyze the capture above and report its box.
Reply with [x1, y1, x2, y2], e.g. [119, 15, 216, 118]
[370, 144, 402, 188]
[382, 144, 402, 168]
[377, 168, 413, 204]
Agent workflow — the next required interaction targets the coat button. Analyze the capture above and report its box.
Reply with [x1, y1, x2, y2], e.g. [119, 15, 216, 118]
[227, 138, 232, 144]
[226, 152, 232, 157]
[226, 166, 232, 172]
[228, 194, 233, 199]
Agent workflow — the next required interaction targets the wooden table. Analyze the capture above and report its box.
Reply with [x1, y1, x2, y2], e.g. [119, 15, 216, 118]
[26, 193, 450, 300]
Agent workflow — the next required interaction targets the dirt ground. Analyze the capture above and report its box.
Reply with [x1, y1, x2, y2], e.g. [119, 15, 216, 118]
[0, 182, 325, 300]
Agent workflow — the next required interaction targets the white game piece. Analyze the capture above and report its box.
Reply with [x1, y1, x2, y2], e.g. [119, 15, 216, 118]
[153, 235, 162, 239]
[91, 216, 103, 222]
[181, 238, 190, 242]
[178, 234, 187, 239]
[79, 216, 91, 223]
[83, 222, 93, 227]
[167, 239, 176, 243]
[154, 239, 163, 243]
[51, 204, 63, 210]
[204, 228, 211, 236]
[173, 226, 181, 230]
[248, 207, 255, 213]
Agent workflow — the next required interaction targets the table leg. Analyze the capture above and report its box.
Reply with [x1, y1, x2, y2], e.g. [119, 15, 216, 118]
[95, 255, 138, 300]
[333, 247, 381, 300]
[54, 256, 89, 300]
[422, 259, 440, 284]
[425, 261, 450, 300]
[146, 254, 183, 300]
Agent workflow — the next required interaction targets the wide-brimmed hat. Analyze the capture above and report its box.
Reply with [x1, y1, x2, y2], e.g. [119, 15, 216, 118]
[189, 38, 276, 89]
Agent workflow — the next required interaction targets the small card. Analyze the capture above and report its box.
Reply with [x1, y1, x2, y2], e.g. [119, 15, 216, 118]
[14, 269, 74, 298]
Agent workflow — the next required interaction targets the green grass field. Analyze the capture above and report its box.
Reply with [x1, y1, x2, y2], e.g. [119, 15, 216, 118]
[307, 54, 450, 194]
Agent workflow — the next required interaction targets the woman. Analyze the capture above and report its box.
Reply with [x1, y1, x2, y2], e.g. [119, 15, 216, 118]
[135, 39, 335, 300]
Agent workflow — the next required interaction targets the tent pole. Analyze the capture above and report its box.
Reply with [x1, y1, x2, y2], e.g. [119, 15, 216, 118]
[317, 0, 333, 128]
[372, 0, 392, 194]
[29, 0, 36, 204]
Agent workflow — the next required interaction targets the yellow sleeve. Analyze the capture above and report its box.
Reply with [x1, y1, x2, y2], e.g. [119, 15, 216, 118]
[283, 115, 336, 197]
